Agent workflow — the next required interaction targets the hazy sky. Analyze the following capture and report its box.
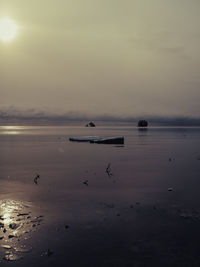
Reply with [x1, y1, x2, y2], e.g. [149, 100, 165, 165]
[1, 0, 200, 118]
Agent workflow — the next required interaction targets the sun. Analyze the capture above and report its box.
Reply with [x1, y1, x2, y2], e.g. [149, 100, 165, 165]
[0, 18, 18, 42]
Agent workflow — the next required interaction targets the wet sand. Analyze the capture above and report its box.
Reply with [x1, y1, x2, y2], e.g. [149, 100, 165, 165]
[0, 126, 200, 266]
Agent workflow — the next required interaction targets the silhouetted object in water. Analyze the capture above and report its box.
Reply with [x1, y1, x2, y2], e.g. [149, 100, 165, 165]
[85, 122, 96, 127]
[91, 136, 124, 144]
[138, 120, 148, 127]
[83, 180, 89, 186]
[34, 174, 40, 185]
[69, 136, 124, 144]
[69, 136, 100, 142]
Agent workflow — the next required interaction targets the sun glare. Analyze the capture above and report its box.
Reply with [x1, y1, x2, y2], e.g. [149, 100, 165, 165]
[0, 18, 18, 42]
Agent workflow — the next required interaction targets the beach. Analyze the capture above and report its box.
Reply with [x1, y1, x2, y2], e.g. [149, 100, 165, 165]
[0, 125, 200, 266]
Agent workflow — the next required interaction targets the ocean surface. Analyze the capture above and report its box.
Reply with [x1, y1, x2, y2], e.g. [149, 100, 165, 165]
[0, 126, 200, 266]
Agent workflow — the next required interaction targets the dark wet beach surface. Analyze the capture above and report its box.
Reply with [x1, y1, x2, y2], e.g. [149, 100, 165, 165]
[0, 126, 200, 266]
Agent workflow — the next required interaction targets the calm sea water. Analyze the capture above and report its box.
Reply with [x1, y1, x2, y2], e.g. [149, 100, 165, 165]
[0, 126, 200, 266]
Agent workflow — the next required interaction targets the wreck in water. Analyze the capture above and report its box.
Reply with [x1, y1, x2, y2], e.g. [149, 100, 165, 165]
[138, 120, 148, 127]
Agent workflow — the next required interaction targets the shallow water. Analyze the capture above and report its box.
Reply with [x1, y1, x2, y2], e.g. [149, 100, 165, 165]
[0, 126, 200, 266]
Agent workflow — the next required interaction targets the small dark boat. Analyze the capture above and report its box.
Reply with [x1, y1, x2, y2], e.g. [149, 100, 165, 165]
[90, 136, 124, 144]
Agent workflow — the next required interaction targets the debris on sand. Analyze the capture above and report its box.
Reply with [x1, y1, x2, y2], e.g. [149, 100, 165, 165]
[106, 163, 113, 178]
[44, 248, 53, 257]
[31, 217, 43, 224]
[34, 174, 40, 185]
[8, 234, 15, 239]
[0, 222, 4, 228]
[9, 223, 18, 230]
[83, 180, 89, 186]
[17, 213, 30, 217]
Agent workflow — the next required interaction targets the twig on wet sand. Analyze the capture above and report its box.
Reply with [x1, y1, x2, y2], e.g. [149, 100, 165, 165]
[106, 163, 113, 178]
[34, 174, 40, 185]
[83, 180, 89, 186]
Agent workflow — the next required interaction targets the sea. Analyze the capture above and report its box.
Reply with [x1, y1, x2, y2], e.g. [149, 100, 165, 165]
[0, 125, 200, 266]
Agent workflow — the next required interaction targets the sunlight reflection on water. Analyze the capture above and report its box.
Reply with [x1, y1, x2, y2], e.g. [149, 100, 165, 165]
[0, 199, 43, 262]
[0, 199, 28, 225]
[0, 126, 24, 135]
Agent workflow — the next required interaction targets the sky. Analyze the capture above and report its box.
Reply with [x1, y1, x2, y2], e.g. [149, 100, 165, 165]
[0, 0, 200, 119]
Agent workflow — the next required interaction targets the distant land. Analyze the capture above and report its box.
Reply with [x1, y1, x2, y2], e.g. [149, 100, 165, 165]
[0, 108, 200, 126]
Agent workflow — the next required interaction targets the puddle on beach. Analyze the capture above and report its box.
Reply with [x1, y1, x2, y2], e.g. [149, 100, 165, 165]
[0, 199, 43, 262]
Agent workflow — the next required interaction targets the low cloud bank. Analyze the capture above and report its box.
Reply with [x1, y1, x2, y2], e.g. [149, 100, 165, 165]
[0, 107, 200, 126]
